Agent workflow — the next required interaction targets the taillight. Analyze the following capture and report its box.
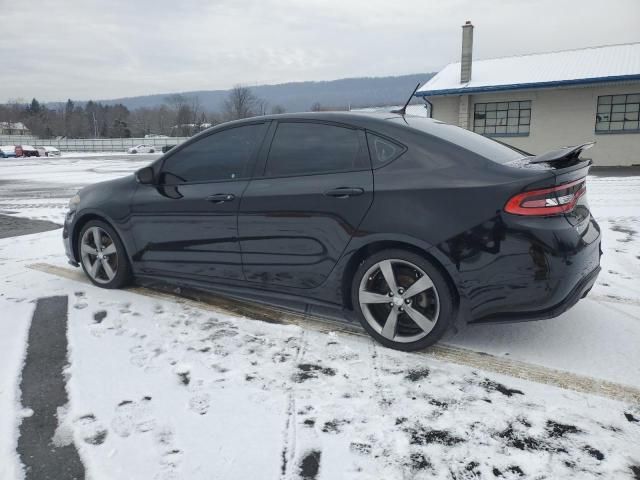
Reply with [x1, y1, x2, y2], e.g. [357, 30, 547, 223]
[504, 178, 586, 216]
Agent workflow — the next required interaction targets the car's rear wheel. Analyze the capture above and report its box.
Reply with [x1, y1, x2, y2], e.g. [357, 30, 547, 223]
[351, 249, 454, 351]
[78, 220, 131, 289]
[149, 148, 155, 153]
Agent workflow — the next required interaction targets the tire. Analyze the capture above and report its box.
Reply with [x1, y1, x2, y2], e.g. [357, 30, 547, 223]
[78, 220, 132, 289]
[351, 249, 454, 351]
[149, 149, 155, 153]
[131, 150, 137, 154]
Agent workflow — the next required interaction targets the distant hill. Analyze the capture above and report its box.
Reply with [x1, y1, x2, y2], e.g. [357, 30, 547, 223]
[98, 73, 434, 112]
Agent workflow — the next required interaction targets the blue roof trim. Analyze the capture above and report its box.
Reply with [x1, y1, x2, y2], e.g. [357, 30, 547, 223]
[414, 74, 640, 97]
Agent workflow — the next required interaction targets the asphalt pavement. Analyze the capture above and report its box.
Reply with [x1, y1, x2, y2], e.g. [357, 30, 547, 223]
[0, 214, 60, 239]
[17, 296, 85, 480]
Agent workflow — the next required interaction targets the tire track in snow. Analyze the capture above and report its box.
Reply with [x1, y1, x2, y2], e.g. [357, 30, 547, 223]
[28, 263, 640, 404]
[280, 331, 306, 480]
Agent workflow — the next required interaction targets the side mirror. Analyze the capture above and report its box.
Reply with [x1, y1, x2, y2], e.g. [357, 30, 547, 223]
[136, 166, 155, 185]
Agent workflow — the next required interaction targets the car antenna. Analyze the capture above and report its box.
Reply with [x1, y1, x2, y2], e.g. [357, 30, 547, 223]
[391, 82, 421, 115]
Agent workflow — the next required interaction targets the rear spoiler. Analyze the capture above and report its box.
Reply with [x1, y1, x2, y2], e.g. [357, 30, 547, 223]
[528, 142, 595, 164]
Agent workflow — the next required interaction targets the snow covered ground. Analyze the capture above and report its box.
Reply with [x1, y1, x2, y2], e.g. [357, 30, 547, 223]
[0, 155, 639, 479]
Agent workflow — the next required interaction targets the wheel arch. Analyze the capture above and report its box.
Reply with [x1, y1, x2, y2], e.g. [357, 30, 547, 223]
[341, 240, 461, 318]
[72, 213, 123, 262]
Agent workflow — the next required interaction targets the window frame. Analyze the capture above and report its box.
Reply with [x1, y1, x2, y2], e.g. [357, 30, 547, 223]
[594, 93, 640, 135]
[472, 100, 532, 138]
[365, 130, 407, 169]
[157, 121, 269, 185]
[258, 119, 371, 179]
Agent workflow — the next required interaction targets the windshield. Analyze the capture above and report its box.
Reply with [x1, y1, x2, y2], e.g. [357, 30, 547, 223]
[393, 116, 527, 164]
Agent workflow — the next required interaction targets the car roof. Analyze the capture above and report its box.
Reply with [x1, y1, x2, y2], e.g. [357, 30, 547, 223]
[216, 111, 440, 132]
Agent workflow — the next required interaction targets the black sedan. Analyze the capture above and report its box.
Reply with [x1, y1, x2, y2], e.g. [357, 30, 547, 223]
[63, 112, 601, 351]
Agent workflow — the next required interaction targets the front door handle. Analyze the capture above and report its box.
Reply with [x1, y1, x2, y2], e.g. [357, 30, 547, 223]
[324, 187, 365, 198]
[206, 193, 235, 204]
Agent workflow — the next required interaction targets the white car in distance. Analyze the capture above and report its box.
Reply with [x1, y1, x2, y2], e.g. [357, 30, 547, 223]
[43, 146, 61, 156]
[127, 144, 156, 154]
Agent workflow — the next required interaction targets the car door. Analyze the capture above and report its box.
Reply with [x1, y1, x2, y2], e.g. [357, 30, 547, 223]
[239, 120, 373, 289]
[130, 122, 268, 281]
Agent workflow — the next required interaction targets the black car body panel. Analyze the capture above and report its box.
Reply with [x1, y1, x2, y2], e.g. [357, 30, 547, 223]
[64, 112, 601, 325]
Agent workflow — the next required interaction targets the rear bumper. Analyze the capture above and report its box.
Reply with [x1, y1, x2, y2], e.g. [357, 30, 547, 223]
[442, 211, 602, 325]
[471, 264, 600, 324]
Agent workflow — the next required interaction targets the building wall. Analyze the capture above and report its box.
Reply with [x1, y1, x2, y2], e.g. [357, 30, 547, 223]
[430, 95, 460, 125]
[427, 82, 640, 166]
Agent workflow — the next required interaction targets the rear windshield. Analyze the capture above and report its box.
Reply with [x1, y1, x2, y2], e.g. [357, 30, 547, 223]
[393, 117, 526, 164]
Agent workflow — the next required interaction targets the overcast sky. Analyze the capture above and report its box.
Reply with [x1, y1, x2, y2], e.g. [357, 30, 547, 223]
[2, 0, 639, 102]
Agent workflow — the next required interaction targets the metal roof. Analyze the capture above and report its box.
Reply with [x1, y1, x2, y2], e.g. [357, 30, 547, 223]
[416, 42, 640, 97]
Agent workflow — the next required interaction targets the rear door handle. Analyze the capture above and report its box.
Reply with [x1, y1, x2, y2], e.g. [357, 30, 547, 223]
[324, 187, 365, 198]
[206, 193, 235, 203]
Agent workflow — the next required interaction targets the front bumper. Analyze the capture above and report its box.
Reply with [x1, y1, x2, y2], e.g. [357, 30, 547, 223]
[62, 210, 79, 267]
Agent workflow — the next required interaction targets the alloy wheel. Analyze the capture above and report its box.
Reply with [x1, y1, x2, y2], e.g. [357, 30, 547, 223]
[80, 226, 119, 284]
[358, 259, 440, 343]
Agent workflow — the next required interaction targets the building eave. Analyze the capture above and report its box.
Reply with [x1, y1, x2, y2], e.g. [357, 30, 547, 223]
[414, 74, 640, 97]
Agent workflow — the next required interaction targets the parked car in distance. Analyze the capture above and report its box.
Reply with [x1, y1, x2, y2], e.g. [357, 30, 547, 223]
[162, 144, 176, 153]
[17, 145, 38, 157]
[63, 112, 601, 351]
[43, 146, 62, 157]
[36, 146, 47, 157]
[0, 145, 16, 158]
[127, 144, 156, 154]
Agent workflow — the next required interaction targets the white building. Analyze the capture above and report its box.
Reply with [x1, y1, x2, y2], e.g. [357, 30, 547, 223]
[0, 122, 30, 136]
[416, 23, 640, 166]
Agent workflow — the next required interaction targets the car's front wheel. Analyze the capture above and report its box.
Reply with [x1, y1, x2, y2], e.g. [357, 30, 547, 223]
[78, 220, 131, 289]
[351, 249, 454, 351]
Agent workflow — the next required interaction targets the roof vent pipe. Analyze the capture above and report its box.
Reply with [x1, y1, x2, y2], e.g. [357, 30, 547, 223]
[460, 20, 474, 83]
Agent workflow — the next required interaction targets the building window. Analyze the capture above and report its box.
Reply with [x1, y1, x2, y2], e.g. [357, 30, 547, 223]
[473, 101, 531, 136]
[596, 94, 640, 133]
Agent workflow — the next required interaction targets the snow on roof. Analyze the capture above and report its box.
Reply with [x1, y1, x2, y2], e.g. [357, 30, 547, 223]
[416, 42, 640, 97]
[0, 121, 29, 130]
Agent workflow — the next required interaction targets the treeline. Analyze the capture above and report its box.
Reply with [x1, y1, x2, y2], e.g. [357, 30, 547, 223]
[103, 73, 432, 113]
[0, 86, 290, 139]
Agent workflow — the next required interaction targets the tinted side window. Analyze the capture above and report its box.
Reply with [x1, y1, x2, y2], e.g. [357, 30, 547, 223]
[366, 132, 405, 166]
[161, 124, 265, 184]
[265, 122, 363, 177]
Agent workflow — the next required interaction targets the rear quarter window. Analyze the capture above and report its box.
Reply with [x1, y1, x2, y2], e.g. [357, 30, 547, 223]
[366, 132, 406, 166]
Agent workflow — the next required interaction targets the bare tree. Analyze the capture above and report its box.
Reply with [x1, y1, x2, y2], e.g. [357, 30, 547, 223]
[165, 93, 187, 112]
[223, 85, 259, 120]
[164, 93, 188, 132]
[189, 95, 201, 125]
[270, 105, 286, 115]
[255, 98, 270, 116]
[130, 107, 155, 136]
[155, 105, 171, 134]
